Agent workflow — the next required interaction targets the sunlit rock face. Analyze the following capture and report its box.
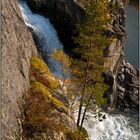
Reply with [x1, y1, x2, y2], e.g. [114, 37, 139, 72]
[2, 0, 38, 139]
[2, 0, 76, 139]
[103, 0, 139, 112]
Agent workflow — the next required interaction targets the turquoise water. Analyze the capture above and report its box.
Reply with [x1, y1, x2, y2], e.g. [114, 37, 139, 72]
[124, 4, 139, 68]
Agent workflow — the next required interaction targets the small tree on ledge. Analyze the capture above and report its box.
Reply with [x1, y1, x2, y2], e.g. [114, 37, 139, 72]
[71, 0, 112, 131]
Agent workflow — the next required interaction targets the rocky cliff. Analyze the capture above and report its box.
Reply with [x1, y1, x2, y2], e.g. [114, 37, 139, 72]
[2, 0, 38, 139]
[26, 0, 139, 112]
[2, 0, 139, 139]
[2, 0, 76, 139]
[103, 0, 139, 112]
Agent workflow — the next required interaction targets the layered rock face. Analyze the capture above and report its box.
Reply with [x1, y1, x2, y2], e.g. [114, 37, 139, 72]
[103, 0, 139, 112]
[2, 0, 76, 139]
[23, 57, 76, 139]
[116, 61, 139, 111]
[2, 0, 38, 139]
[26, 0, 139, 112]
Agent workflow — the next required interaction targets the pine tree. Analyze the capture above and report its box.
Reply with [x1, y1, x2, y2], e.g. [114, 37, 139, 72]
[71, 0, 112, 131]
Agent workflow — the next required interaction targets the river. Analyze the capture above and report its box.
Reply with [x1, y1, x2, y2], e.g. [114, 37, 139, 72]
[18, 1, 139, 140]
[124, 0, 139, 68]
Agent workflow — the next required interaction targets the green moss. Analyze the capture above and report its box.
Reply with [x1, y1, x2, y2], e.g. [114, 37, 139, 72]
[77, 126, 88, 139]
[30, 57, 59, 89]
[31, 81, 68, 113]
[66, 127, 88, 140]
[31, 81, 51, 98]
[30, 57, 51, 74]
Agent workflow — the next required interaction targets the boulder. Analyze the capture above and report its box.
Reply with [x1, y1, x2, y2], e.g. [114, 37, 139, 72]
[116, 61, 139, 111]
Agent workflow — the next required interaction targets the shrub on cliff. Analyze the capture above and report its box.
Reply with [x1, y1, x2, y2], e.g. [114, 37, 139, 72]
[30, 57, 59, 90]
[21, 57, 70, 138]
[66, 127, 88, 140]
[22, 89, 67, 138]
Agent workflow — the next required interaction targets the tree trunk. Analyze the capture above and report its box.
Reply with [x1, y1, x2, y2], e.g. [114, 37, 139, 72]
[77, 90, 85, 127]
[80, 106, 87, 131]
[77, 58, 90, 127]
[79, 94, 92, 132]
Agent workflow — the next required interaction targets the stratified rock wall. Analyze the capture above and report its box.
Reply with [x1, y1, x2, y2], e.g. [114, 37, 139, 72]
[104, 0, 139, 111]
[2, 0, 38, 139]
[116, 61, 139, 111]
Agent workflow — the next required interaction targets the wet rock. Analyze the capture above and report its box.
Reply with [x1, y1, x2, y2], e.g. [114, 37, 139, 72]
[118, 92, 124, 99]
[124, 108, 131, 113]
[116, 61, 139, 111]
[118, 74, 124, 82]
[117, 85, 125, 92]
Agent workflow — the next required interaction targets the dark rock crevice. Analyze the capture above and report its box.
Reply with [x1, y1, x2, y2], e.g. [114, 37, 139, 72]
[26, 0, 85, 54]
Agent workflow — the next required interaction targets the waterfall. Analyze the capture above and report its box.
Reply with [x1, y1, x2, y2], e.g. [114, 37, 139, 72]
[19, 1, 139, 140]
[19, 0, 64, 78]
[83, 112, 139, 140]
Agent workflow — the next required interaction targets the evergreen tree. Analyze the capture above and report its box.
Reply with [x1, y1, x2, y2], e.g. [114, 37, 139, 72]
[71, 0, 112, 131]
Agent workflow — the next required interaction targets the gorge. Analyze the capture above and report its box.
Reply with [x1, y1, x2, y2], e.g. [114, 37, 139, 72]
[2, 0, 139, 140]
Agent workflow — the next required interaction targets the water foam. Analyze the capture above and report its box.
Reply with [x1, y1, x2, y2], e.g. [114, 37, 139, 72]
[83, 112, 139, 140]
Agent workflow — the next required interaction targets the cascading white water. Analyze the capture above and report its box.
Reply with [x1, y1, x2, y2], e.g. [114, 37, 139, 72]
[19, 0, 64, 78]
[83, 112, 139, 140]
[74, 107, 139, 140]
[19, 1, 139, 140]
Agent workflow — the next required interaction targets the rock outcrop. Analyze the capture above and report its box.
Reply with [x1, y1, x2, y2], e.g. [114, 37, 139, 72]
[2, 0, 38, 139]
[22, 57, 76, 139]
[104, 0, 139, 112]
[116, 61, 139, 111]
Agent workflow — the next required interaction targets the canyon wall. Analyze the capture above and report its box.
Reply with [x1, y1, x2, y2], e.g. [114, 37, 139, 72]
[26, 0, 139, 112]
[1, 0, 139, 139]
[104, 0, 139, 111]
[2, 0, 38, 139]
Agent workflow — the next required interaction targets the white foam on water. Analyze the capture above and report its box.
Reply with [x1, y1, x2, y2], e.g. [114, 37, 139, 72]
[84, 113, 139, 140]
[74, 107, 139, 140]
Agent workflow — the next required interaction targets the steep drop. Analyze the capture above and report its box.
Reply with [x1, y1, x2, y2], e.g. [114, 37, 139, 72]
[19, 1, 139, 140]
[19, 0, 64, 78]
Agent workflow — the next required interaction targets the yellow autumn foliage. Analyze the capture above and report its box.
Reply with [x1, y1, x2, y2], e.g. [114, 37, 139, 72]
[31, 81, 68, 113]
[30, 57, 59, 89]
